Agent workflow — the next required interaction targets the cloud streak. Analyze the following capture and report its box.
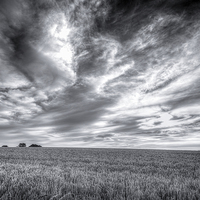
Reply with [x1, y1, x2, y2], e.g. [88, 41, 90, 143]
[0, 0, 200, 149]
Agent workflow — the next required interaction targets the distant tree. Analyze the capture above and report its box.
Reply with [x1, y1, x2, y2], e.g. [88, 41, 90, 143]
[29, 144, 42, 147]
[18, 143, 26, 147]
[2, 145, 8, 147]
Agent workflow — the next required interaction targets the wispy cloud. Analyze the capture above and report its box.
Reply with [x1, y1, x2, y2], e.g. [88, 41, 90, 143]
[0, 0, 200, 149]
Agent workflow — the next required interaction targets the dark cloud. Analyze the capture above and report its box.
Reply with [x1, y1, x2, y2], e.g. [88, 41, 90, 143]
[0, 0, 200, 149]
[96, 134, 113, 139]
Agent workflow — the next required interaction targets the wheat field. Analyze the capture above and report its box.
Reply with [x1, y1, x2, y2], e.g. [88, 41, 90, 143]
[0, 148, 199, 200]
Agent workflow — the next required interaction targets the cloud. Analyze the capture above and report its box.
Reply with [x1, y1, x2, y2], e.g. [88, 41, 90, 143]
[0, 0, 200, 149]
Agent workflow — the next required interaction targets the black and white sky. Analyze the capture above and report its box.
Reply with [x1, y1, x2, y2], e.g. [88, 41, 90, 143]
[0, 0, 200, 149]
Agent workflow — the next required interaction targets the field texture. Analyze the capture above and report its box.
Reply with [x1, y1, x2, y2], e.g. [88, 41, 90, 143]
[0, 148, 199, 200]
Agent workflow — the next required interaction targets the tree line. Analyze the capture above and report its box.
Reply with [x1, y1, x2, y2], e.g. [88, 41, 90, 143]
[2, 143, 42, 147]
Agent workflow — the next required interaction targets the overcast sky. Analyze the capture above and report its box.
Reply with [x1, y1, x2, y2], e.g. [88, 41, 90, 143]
[0, 0, 200, 149]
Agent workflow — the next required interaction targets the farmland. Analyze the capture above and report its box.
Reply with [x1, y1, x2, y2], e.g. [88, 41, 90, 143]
[0, 148, 199, 200]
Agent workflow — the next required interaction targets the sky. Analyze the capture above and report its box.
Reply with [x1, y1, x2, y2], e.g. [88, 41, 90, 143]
[0, 0, 200, 149]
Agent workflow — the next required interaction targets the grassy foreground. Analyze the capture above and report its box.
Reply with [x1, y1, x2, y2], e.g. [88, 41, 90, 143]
[0, 148, 199, 200]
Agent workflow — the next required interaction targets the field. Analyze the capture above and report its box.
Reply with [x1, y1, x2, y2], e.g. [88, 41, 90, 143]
[0, 148, 199, 200]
